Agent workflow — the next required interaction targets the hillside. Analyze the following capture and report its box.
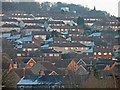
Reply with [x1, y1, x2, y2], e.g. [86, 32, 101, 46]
[2, 2, 110, 18]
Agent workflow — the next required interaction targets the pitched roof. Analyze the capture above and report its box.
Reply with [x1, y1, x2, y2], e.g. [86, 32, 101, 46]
[67, 59, 78, 71]
[21, 58, 36, 64]
[71, 36, 93, 41]
[40, 49, 60, 53]
[30, 62, 47, 75]
[17, 75, 64, 86]
[22, 43, 39, 48]
[2, 24, 19, 27]
[93, 46, 113, 52]
[49, 42, 88, 47]
[40, 61, 57, 71]
[13, 68, 35, 78]
[47, 21, 65, 24]
[16, 36, 32, 42]
[30, 61, 56, 75]
[75, 65, 89, 75]
[23, 19, 46, 23]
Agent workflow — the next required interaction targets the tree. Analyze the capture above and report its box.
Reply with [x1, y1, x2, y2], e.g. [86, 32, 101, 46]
[40, 2, 52, 11]
[2, 39, 16, 59]
[2, 53, 18, 88]
[51, 31, 59, 37]
[77, 16, 85, 28]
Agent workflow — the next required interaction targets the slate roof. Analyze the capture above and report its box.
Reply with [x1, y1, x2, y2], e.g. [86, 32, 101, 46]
[16, 36, 32, 42]
[7, 34, 21, 40]
[21, 57, 36, 64]
[13, 68, 35, 78]
[30, 61, 57, 75]
[88, 32, 101, 37]
[71, 36, 93, 41]
[22, 43, 39, 48]
[2, 24, 19, 27]
[25, 25, 45, 29]
[2, 18, 18, 22]
[93, 46, 113, 52]
[17, 75, 64, 86]
[32, 31, 50, 35]
[0, 33, 11, 38]
[47, 21, 65, 24]
[49, 42, 88, 47]
[40, 49, 60, 53]
[75, 65, 89, 75]
[23, 19, 47, 23]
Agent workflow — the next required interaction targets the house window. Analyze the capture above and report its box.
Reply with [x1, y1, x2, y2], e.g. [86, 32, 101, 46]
[69, 34, 72, 36]
[54, 54, 59, 56]
[30, 63, 34, 67]
[44, 54, 47, 56]
[17, 54, 21, 56]
[72, 29, 75, 31]
[34, 48, 38, 51]
[23, 48, 26, 51]
[104, 52, 107, 55]
[77, 34, 79, 36]
[61, 29, 63, 31]
[34, 35, 39, 38]
[81, 47, 84, 50]
[94, 52, 97, 55]
[65, 47, 68, 50]
[49, 54, 53, 56]
[27, 48, 32, 51]
[98, 52, 102, 55]
[109, 52, 112, 55]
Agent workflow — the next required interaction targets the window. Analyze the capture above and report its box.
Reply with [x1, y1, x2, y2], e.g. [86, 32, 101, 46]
[17, 54, 21, 56]
[98, 52, 102, 55]
[54, 54, 59, 56]
[34, 48, 38, 51]
[109, 52, 112, 55]
[61, 29, 63, 31]
[71, 47, 74, 50]
[81, 47, 84, 50]
[34, 35, 39, 38]
[69, 34, 72, 36]
[49, 54, 53, 56]
[65, 47, 68, 50]
[94, 52, 97, 55]
[27, 48, 32, 51]
[72, 29, 75, 31]
[30, 63, 34, 67]
[44, 54, 47, 56]
[104, 52, 107, 55]
[23, 48, 26, 51]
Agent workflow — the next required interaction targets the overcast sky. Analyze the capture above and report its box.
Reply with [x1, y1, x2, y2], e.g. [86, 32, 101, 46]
[35, 0, 119, 17]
